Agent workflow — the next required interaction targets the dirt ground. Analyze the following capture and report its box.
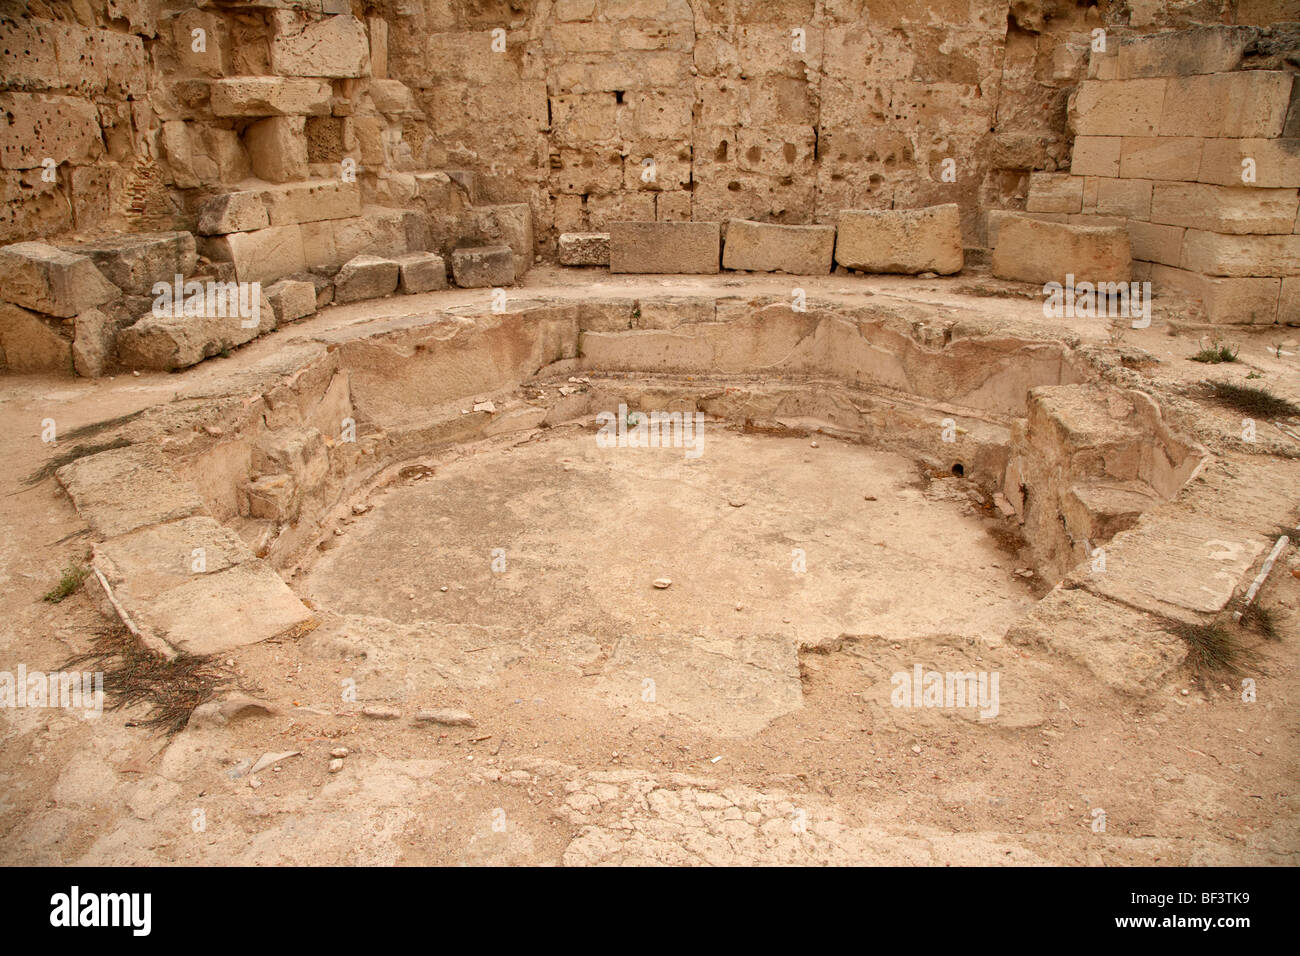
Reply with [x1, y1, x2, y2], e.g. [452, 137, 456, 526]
[1, 271, 1297, 866]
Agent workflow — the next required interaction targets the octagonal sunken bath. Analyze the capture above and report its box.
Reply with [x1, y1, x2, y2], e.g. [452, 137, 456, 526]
[81, 295, 1209, 736]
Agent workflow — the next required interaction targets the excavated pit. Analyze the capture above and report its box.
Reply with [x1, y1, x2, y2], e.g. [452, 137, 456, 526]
[106, 292, 1212, 728]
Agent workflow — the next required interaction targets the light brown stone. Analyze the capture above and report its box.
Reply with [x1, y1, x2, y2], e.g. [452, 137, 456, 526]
[991, 215, 1131, 285]
[609, 221, 721, 274]
[722, 219, 835, 274]
[834, 204, 963, 275]
[1151, 183, 1299, 235]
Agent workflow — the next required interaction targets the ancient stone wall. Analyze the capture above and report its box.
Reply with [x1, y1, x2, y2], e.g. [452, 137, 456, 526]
[4, 0, 1292, 256]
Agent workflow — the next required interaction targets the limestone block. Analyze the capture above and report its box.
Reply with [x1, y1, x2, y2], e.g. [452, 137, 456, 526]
[56, 446, 205, 539]
[333, 254, 399, 302]
[69, 232, 198, 296]
[0, 301, 71, 372]
[116, 288, 272, 370]
[269, 13, 370, 78]
[608, 221, 721, 274]
[1150, 264, 1280, 324]
[834, 204, 963, 275]
[1198, 138, 1300, 188]
[200, 225, 307, 284]
[466, 203, 534, 278]
[721, 219, 835, 274]
[0, 93, 103, 170]
[1118, 137, 1204, 181]
[210, 77, 333, 117]
[394, 252, 448, 293]
[0, 242, 118, 316]
[1114, 26, 1255, 78]
[1151, 183, 1299, 235]
[72, 308, 115, 378]
[258, 179, 361, 226]
[991, 215, 1131, 285]
[1069, 79, 1166, 137]
[1159, 72, 1293, 138]
[264, 278, 318, 323]
[245, 115, 309, 183]
[1070, 136, 1122, 177]
[197, 192, 270, 235]
[558, 232, 610, 266]
[1180, 229, 1300, 277]
[1026, 173, 1085, 214]
[451, 245, 515, 287]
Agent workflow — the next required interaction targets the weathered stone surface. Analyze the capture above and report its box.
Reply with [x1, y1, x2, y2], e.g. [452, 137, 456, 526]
[116, 288, 271, 370]
[334, 254, 399, 302]
[451, 245, 516, 287]
[558, 232, 610, 266]
[210, 77, 333, 117]
[1070, 79, 1166, 137]
[722, 219, 835, 274]
[0, 301, 71, 372]
[245, 115, 309, 183]
[1118, 136, 1204, 181]
[991, 215, 1131, 285]
[0, 93, 104, 170]
[258, 179, 361, 226]
[1159, 71, 1294, 138]
[0, 242, 118, 316]
[1070, 136, 1122, 177]
[197, 192, 270, 235]
[466, 203, 533, 278]
[57, 445, 205, 538]
[200, 225, 307, 284]
[298, 208, 419, 267]
[67, 233, 198, 297]
[1198, 138, 1300, 188]
[395, 252, 448, 293]
[1005, 587, 1186, 695]
[1150, 264, 1280, 324]
[119, 558, 314, 656]
[834, 204, 963, 275]
[94, 517, 256, 601]
[1180, 229, 1300, 277]
[264, 278, 318, 323]
[1114, 26, 1255, 78]
[369, 79, 418, 115]
[1151, 183, 1299, 235]
[1026, 173, 1084, 214]
[72, 308, 115, 378]
[269, 13, 370, 78]
[609, 221, 721, 274]
[1091, 178, 1153, 220]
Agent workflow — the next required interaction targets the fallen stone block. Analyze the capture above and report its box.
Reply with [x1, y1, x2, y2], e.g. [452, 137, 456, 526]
[116, 559, 314, 657]
[558, 232, 610, 266]
[722, 219, 835, 274]
[834, 204, 963, 275]
[991, 214, 1131, 285]
[57, 445, 206, 538]
[264, 278, 318, 323]
[197, 191, 269, 235]
[0, 241, 118, 316]
[209, 76, 333, 117]
[451, 245, 515, 287]
[68, 232, 199, 296]
[334, 254, 399, 302]
[466, 203, 534, 277]
[258, 179, 361, 227]
[298, 207, 420, 267]
[609, 221, 721, 274]
[72, 308, 115, 378]
[1005, 587, 1185, 695]
[116, 287, 272, 371]
[395, 252, 448, 293]
[0, 301, 72, 372]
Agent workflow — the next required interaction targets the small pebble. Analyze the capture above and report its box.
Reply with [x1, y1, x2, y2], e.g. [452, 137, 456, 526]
[653, 578, 672, 589]
[328, 758, 344, 773]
